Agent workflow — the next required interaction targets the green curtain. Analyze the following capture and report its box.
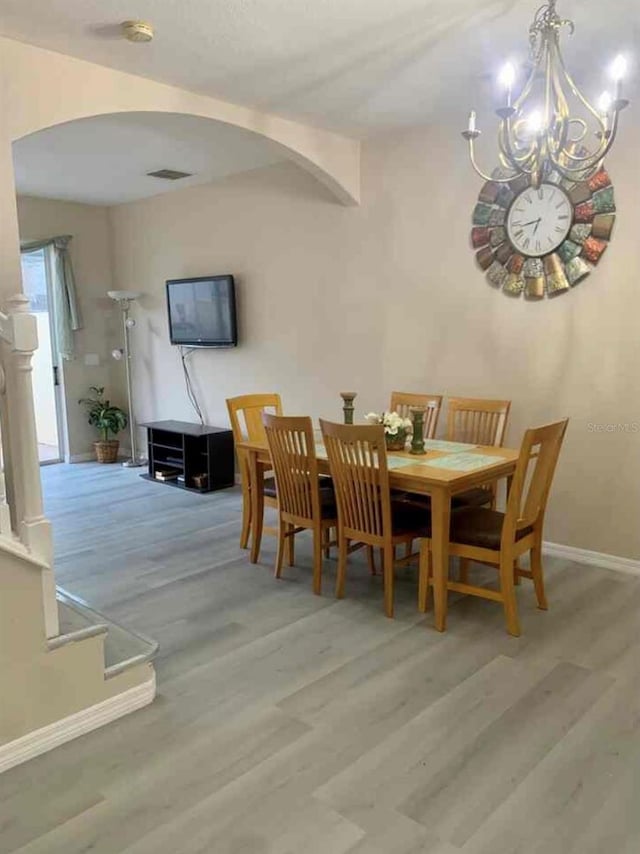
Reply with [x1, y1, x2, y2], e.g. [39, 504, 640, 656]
[20, 235, 83, 360]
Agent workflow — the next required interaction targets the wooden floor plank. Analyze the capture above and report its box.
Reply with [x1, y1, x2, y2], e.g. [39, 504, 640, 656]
[1, 462, 638, 854]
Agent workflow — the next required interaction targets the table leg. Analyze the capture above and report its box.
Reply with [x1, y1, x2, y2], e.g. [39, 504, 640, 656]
[431, 488, 451, 632]
[249, 452, 265, 564]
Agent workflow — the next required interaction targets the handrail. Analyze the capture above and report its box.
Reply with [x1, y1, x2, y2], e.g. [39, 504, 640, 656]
[0, 530, 47, 568]
[47, 623, 109, 651]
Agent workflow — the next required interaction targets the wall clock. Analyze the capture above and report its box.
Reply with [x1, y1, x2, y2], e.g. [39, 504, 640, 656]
[470, 167, 616, 298]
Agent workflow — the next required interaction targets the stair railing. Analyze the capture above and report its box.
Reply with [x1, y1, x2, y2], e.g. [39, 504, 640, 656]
[0, 292, 58, 637]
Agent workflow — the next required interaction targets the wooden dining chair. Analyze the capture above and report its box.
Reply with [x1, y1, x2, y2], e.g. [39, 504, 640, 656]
[419, 418, 569, 636]
[446, 396, 511, 447]
[446, 396, 511, 509]
[263, 414, 337, 595]
[227, 393, 283, 556]
[320, 419, 431, 618]
[389, 391, 442, 439]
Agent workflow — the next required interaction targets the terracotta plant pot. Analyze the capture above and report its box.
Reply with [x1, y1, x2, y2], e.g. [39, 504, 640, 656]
[94, 440, 120, 464]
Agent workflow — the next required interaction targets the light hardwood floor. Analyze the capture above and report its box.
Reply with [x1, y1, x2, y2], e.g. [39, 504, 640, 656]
[1, 462, 639, 854]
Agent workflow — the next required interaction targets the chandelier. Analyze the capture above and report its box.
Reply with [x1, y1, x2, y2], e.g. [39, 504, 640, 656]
[462, 0, 629, 187]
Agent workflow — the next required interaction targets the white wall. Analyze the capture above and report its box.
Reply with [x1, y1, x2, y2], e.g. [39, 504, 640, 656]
[16, 196, 126, 459]
[107, 126, 640, 560]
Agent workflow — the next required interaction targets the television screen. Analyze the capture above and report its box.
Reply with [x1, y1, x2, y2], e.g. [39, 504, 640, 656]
[166, 275, 237, 347]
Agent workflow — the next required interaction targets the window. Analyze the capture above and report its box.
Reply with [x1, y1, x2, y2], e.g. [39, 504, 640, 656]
[20, 248, 49, 313]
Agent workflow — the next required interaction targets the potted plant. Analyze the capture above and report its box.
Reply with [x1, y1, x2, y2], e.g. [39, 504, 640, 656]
[365, 411, 413, 451]
[79, 386, 128, 463]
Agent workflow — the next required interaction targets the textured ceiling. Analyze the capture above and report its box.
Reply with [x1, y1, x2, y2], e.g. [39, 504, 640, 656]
[12, 113, 283, 205]
[0, 0, 637, 135]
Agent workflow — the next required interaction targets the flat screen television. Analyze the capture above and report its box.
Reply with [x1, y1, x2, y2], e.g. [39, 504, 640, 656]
[166, 275, 237, 347]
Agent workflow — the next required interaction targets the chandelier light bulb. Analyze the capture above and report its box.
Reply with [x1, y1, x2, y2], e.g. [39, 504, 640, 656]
[527, 110, 544, 134]
[499, 61, 516, 107]
[609, 54, 627, 81]
[499, 62, 516, 90]
[598, 91, 613, 114]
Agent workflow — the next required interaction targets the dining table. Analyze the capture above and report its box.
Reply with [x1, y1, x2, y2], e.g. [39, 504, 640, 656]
[236, 436, 520, 632]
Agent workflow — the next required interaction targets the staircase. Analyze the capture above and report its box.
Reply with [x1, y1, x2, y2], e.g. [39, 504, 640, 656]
[0, 294, 157, 773]
[56, 588, 158, 679]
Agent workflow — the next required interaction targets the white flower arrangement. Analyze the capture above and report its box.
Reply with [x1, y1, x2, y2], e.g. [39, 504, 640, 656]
[364, 411, 413, 436]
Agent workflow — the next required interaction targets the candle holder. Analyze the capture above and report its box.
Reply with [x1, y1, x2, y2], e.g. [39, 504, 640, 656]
[340, 391, 357, 424]
[409, 407, 427, 455]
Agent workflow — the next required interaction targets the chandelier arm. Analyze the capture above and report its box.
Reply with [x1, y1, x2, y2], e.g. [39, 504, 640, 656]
[497, 147, 537, 176]
[463, 1, 627, 188]
[556, 143, 606, 166]
[547, 145, 606, 177]
[554, 40, 608, 131]
[498, 120, 537, 169]
[545, 106, 569, 170]
[543, 35, 553, 133]
[547, 45, 571, 159]
[551, 109, 616, 169]
[512, 57, 540, 113]
[466, 138, 515, 183]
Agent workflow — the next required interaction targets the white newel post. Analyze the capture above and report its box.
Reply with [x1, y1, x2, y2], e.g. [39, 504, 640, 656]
[5, 294, 58, 638]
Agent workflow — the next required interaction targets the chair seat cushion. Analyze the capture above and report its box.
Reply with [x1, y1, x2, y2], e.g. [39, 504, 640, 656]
[263, 477, 278, 498]
[451, 507, 533, 550]
[391, 487, 492, 511]
[320, 487, 338, 520]
[264, 477, 337, 519]
[391, 490, 430, 509]
[452, 487, 492, 508]
[391, 500, 431, 538]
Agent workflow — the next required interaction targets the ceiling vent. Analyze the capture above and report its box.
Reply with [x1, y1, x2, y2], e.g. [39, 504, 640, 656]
[146, 169, 193, 181]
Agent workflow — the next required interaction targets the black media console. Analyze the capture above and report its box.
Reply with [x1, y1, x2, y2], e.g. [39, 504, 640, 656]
[141, 420, 234, 493]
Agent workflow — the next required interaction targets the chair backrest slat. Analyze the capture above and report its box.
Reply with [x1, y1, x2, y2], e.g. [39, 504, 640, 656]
[226, 393, 283, 445]
[446, 397, 511, 447]
[320, 420, 390, 541]
[502, 419, 569, 544]
[263, 414, 319, 523]
[389, 391, 442, 439]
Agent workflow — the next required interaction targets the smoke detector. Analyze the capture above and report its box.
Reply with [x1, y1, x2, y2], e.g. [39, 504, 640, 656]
[121, 20, 154, 43]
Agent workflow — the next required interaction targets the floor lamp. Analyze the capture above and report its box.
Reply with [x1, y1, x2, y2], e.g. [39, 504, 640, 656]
[108, 290, 146, 468]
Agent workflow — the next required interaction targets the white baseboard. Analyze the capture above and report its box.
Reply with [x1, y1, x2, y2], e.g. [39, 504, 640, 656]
[0, 671, 156, 774]
[67, 451, 133, 464]
[67, 452, 95, 463]
[543, 541, 640, 576]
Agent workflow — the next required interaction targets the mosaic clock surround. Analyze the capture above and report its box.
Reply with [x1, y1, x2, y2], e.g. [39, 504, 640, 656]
[470, 167, 616, 298]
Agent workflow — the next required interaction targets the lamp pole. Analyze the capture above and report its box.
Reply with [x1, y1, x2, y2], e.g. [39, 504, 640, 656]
[108, 290, 145, 467]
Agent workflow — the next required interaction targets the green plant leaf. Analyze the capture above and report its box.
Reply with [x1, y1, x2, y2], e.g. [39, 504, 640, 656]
[78, 387, 128, 439]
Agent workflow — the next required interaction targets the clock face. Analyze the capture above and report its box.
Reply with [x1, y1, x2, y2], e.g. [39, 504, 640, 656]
[506, 183, 572, 257]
